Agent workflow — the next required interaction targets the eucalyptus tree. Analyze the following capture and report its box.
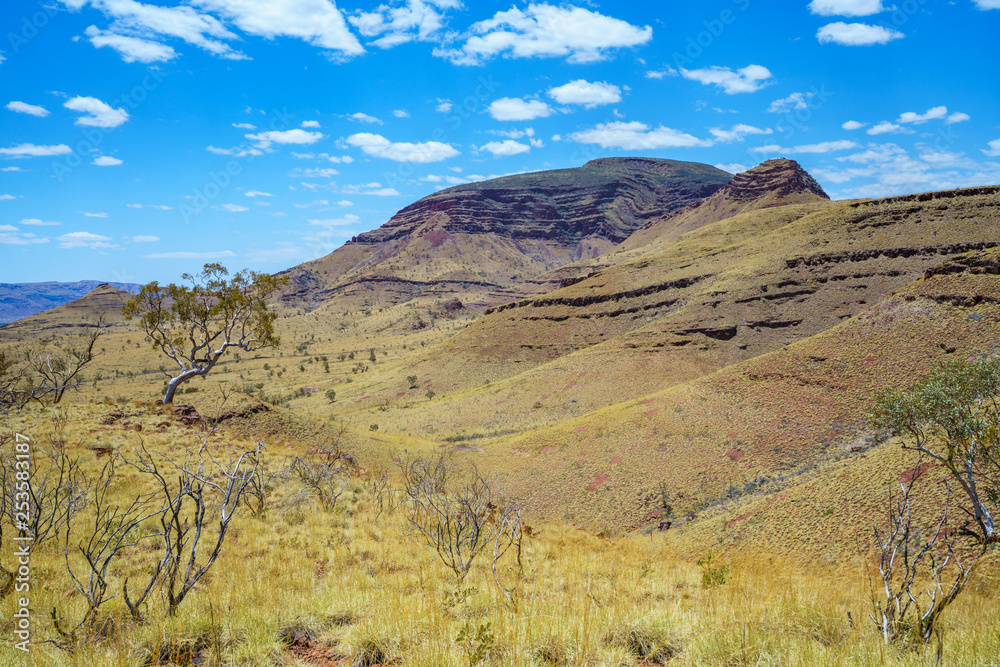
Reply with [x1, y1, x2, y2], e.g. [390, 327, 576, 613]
[123, 263, 287, 404]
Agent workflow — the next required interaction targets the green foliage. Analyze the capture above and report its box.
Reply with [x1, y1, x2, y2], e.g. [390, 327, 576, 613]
[407, 375, 418, 388]
[697, 551, 728, 588]
[455, 621, 494, 667]
[326, 390, 336, 404]
[868, 358, 1000, 544]
[122, 263, 287, 403]
[426, 390, 435, 400]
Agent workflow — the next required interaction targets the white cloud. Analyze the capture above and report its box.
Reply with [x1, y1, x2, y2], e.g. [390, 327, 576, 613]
[81, 0, 247, 59]
[222, 203, 249, 212]
[233, 122, 256, 129]
[768, 92, 813, 113]
[393, 109, 410, 118]
[349, 0, 456, 49]
[84, 26, 178, 63]
[348, 112, 383, 124]
[290, 167, 340, 178]
[301, 120, 321, 128]
[867, 121, 905, 135]
[816, 22, 904, 45]
[547, 79, 621, 108]
[246, 129, 323, 145]
[716, 163, 750, 174]
[6, 101, 50, 117]
[82, 211, 108, 218]
[245, 190, 273, 197]
[0, 194, 16, 201]
[984, 139, 1000, 158]
[0, 229, 49, 245]
[945, 112, 970, 125]
[0, 52, 5, 65]
[570, 121, 712, 150]
[680, 65, 773, 94]
[144, 250, 236, 259]
[19, 219, 61, 226]
[0, 143, 72, 157]
[57, 231, 117, 249]
[898, 106, 948, 124]
[130, 235, 159, 242]
[808, 0, 888, 16]
[190, 0, 363, 55]
[842, 120, 866, 130]
[750, 140, 858, 154]
[973, 0, 1000, 7]
[709, 124, 773, 143]
[435, 98, 453, 113]
[645, 67, 677, 79]
[487, 97, 552, 121]
[480, 140, 531, 156]
[436, 3, 651, 65]
[207, 145, 264, 157]
[306, 214, 361, 226]
[1, 167, 24, 172]
[92, 155, 123, 166]
[340, 182, 401, 196]
[64, 96, 129, 128]
[345, 132, 459, 162]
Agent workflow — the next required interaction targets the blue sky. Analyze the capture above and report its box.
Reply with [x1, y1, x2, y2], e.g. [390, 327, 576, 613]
[1, 0, 998, 284]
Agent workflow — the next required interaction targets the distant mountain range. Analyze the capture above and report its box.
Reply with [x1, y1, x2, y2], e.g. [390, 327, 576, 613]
[0, 281, 140, 325]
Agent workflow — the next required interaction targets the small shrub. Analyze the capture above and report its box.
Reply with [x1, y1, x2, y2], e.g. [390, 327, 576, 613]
[697, 551, 728, 588]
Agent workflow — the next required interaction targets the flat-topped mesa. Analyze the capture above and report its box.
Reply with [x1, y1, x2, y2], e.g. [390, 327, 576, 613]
[724, 158, 830, 202]
[348, 157, 732, 247]
[278, 158, 733, 311]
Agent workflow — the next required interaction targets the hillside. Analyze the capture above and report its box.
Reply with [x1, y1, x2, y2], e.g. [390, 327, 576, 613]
[0, 280, 140, 325]
[0, 283, 135, 341]
[277, 158, 732, 315]
[327, 182, 999, 433]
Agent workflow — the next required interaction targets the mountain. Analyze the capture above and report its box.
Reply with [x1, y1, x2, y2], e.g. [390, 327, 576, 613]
[616, 158, 830, 253]
[332, 181, 1000, 441]
[0, 280, 140, 325]
[277, 158, 733, 313]
[0, 283, 134, 341]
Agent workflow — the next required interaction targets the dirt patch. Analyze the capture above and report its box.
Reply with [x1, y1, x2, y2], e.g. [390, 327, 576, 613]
[587, 473, 609, 492]
[726, 448, 745, 462]
[899, 462, 934, 484]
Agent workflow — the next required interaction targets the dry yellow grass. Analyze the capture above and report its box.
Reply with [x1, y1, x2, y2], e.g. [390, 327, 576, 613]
[2, 402, 999, 666]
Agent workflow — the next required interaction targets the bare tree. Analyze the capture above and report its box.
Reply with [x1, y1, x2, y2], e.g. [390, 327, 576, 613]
[868, 460, 976, 649]
[0, 446, 91, 546]
[123, 263, 287, 404]
[278, 451, 352, 511]
[58, 458, 164, 640]
[491, 504, 524, 607]
[22, 318, 106, 405]
[122, 438, 263, 616]
[401, 454, 515, 582]
[0, 351, 37, 413]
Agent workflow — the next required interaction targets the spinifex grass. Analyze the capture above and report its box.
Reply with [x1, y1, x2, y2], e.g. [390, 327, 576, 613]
[2, 402, 999, 665]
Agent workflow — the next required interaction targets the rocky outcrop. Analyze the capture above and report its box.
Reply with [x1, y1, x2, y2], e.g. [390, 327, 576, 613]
[279, 159, 732, 310]
[721, 158, 829, 202]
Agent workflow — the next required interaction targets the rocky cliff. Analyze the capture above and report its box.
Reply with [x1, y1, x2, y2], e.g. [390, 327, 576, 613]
[278, 158, 732, 312]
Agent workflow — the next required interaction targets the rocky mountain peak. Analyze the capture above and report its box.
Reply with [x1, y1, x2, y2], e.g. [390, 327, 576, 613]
[724, 158, 829, 202]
